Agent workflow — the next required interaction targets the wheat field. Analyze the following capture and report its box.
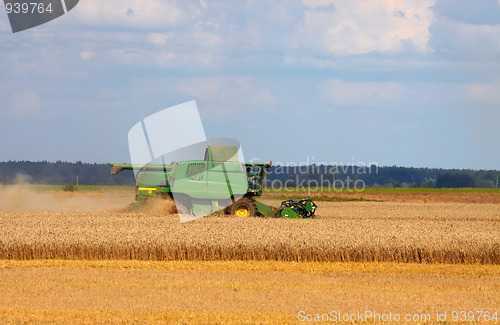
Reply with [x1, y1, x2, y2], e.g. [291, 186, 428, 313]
[0, 260, 498, 324]
[0, 196, 498, 264]
[1, 190, 499, 324]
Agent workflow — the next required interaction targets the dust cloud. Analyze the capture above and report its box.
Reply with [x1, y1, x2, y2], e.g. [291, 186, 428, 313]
[0, 185, 134, 212]
[0, 174, 134, 212]
[118, 197, 178, 215]
[0, 174, 178, 214]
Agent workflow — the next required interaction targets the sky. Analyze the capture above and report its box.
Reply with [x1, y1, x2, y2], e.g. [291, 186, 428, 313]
[0, 0, 499, 169]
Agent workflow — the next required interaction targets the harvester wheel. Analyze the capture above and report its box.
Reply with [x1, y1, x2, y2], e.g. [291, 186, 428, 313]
[231, 198, 257, 218]
[176, 203, 190, 216]
[174, 196, 192, 216]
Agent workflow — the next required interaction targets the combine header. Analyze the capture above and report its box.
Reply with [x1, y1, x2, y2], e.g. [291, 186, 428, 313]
[111, 146, 317, 219]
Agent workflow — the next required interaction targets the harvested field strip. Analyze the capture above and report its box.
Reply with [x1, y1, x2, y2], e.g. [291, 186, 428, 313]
[0, 308, 293, 325]
[1, 260, 499, 276]
[264, 187, 500, 194]
[0, 261, 498, 325]
[263, 193, 381, 202]
[263, 191, 500, 203]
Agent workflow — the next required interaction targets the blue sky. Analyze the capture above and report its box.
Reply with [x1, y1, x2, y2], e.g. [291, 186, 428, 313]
[0, 0, 499, 169]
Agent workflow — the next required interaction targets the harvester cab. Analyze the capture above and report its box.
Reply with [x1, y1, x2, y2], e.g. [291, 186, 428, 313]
[111, 146, 317, 219]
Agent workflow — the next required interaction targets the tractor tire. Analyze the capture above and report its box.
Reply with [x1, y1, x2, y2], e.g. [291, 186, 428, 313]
[230, 198, 257, 218]
[176, 202, 191, 216]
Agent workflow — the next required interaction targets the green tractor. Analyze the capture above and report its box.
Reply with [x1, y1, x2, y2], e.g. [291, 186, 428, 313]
[111, 145, 317, 219]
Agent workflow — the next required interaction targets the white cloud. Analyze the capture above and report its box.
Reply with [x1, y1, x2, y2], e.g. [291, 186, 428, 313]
[321, 79, 407, 106]
[147, 33, 172, 46]
[79, 51, 95, 60]
[43, 1, 222, 70]
[71, 0, 189, 29]
[321, 80, 500, 111]
[175, 76, 276, 117]
[294, 0, 436, 55]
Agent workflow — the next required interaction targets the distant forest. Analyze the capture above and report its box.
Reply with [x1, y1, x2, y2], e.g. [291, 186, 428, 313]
[0, 161, 135, 186]
[0, 161, 499, 188]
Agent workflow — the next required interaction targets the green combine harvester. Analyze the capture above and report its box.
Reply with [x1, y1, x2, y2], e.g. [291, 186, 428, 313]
[111, 145, 317, 219]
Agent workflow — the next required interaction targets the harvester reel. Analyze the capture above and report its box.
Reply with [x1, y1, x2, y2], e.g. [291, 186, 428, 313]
[279, 198, 318, 218]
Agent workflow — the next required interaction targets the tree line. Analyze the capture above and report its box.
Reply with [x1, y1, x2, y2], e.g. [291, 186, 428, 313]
[265, 164, 499, 188]
[0, 161, 135, 186]
[0, 161, 498, 188]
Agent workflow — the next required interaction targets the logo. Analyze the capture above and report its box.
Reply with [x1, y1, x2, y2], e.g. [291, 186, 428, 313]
[3, 0, 79, 33]
[128, 101, 248, 223]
